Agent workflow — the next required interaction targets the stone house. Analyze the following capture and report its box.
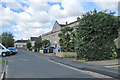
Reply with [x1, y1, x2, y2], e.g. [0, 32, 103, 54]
[42, 17, 120, 49]
[115, 31, 120, 49]
[42, 17, 80, 48]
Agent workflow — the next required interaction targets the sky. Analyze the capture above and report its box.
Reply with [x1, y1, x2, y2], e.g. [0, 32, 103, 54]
[0, 0, 119, 40]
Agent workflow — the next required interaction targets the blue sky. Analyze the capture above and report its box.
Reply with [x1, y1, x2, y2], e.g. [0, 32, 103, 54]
[0, 0, 119, 40]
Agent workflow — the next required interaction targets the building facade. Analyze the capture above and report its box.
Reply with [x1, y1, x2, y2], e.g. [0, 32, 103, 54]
[42, 17, 80, 48]
[42, 17, 120, 49]
[14, 40, 28, 48]
[115, 31, 120, 49]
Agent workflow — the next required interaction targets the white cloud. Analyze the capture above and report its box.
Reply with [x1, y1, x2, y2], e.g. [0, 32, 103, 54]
[0, 0, 84, 40]
[6, 2, 23, 9]
[93, 0, 119, 10]
[0, 5, 19, 27]
[1, 0, 118, 40]
[49, 0, 84, 19]
[0, 0, 24, 10]
[57, 17, 80, 24]
[14, 28, 51, 40]
[92, 0, 119, 2]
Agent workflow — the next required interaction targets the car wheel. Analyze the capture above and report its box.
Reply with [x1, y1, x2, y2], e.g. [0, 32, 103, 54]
[2, 53, 6, 57]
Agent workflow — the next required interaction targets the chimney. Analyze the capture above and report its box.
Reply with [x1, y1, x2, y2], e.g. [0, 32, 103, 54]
[94, 9, 97, 14]
[39, 35, 42, 40]
[77, 17, 80, 21]
[66, 21, 68, 25]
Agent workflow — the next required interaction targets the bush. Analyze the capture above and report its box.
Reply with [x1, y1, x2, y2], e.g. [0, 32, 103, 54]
[116, 49, 120, 58]
[75, 10, 119, 61]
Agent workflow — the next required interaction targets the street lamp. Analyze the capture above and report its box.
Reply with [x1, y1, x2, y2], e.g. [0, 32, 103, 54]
[54, 41, 57, 48]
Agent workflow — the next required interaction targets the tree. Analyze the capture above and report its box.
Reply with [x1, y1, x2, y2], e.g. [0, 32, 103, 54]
[35, 40, 43, 49]
[42, 40, 50, 48]
[58, 26, 75, 52]
[26, 40, 31, 49]
[75, 10, 119, 61]
[2, 32, 14, 48]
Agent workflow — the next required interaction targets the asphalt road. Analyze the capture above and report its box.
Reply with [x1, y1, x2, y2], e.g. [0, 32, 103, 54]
[3, 49, 97, 78]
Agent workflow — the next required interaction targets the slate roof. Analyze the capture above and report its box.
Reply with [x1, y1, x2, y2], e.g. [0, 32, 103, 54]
[42, 17, 80, 36]
[30, 36, 42, 41]
[15, 40, 28, 43]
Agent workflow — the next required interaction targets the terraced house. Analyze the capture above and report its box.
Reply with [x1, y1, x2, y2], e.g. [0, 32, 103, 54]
[42, 17, 80, 48]
[42, 17, 120, 49]
[115, 31, 120, 49]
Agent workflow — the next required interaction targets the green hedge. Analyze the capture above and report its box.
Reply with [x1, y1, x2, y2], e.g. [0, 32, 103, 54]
[75, 10, 119, 61]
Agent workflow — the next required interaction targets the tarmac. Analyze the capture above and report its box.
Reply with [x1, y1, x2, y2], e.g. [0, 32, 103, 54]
[50, 57, 120, 79]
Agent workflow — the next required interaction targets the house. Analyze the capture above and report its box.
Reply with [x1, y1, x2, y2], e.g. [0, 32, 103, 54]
[115, 31, 120, 49]
[30, 36, 42, 47]
[42, 17, 120, 49]
[42, 17, 80, 48]
[14, 39, 28, 48]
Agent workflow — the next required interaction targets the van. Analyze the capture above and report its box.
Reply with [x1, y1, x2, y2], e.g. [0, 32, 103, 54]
[0, 43, 10, 57]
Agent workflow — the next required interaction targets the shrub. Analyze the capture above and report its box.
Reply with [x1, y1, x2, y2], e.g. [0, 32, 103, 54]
[75, 10, 119, 61]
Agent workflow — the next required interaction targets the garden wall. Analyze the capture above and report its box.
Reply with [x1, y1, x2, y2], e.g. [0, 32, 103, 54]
[56, 52, 77, 58]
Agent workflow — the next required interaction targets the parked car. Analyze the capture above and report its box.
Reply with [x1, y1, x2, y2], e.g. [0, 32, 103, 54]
[8, 47, 17, 55]
[0, 43, 11, 57]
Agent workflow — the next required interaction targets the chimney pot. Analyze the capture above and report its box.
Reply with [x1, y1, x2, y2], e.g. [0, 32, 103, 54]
[77, 17, 80, 21]
[66, 21, 68, 25]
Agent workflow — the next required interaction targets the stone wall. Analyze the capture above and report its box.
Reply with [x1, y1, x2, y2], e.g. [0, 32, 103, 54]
[56, 52, 77, 58]
[115, 31, 120, 49]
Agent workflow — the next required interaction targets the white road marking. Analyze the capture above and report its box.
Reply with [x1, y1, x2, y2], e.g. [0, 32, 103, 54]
[49, 60, 115, 79]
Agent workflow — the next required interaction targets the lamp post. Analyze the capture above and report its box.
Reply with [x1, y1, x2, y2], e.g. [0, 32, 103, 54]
[54, 41, 57, 48]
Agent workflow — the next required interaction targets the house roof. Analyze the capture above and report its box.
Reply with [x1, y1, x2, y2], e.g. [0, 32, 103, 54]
[15, 40, 28, 43]
[42, 17, 80, 37]
[59, 24, 66, 27]
[30, 36, 42, 41]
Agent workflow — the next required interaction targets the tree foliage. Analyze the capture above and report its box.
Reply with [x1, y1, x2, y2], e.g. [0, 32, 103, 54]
[42, 39, 50, 48]
[35, 40, 43, 48]
[75, 10, 119, 61]
[26, 40, 31, 49]
[2, 32, 14, 48]
[35, 39, 50, 49]
[58, 26, 75, 52]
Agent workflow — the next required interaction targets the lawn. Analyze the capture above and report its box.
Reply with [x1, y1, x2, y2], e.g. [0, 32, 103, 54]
[0, 58, 5, 64]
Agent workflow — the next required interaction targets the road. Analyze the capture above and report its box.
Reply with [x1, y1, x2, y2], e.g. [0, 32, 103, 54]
[3, 49, 97, 78]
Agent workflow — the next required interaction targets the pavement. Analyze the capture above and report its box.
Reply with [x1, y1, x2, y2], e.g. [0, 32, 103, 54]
[3, 49, 99, 79]
[85, 59, 119, 66]
[50, 57, 120, 79]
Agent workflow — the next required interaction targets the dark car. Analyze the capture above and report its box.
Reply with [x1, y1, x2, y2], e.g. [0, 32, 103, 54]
[8, 47, 17, 55]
